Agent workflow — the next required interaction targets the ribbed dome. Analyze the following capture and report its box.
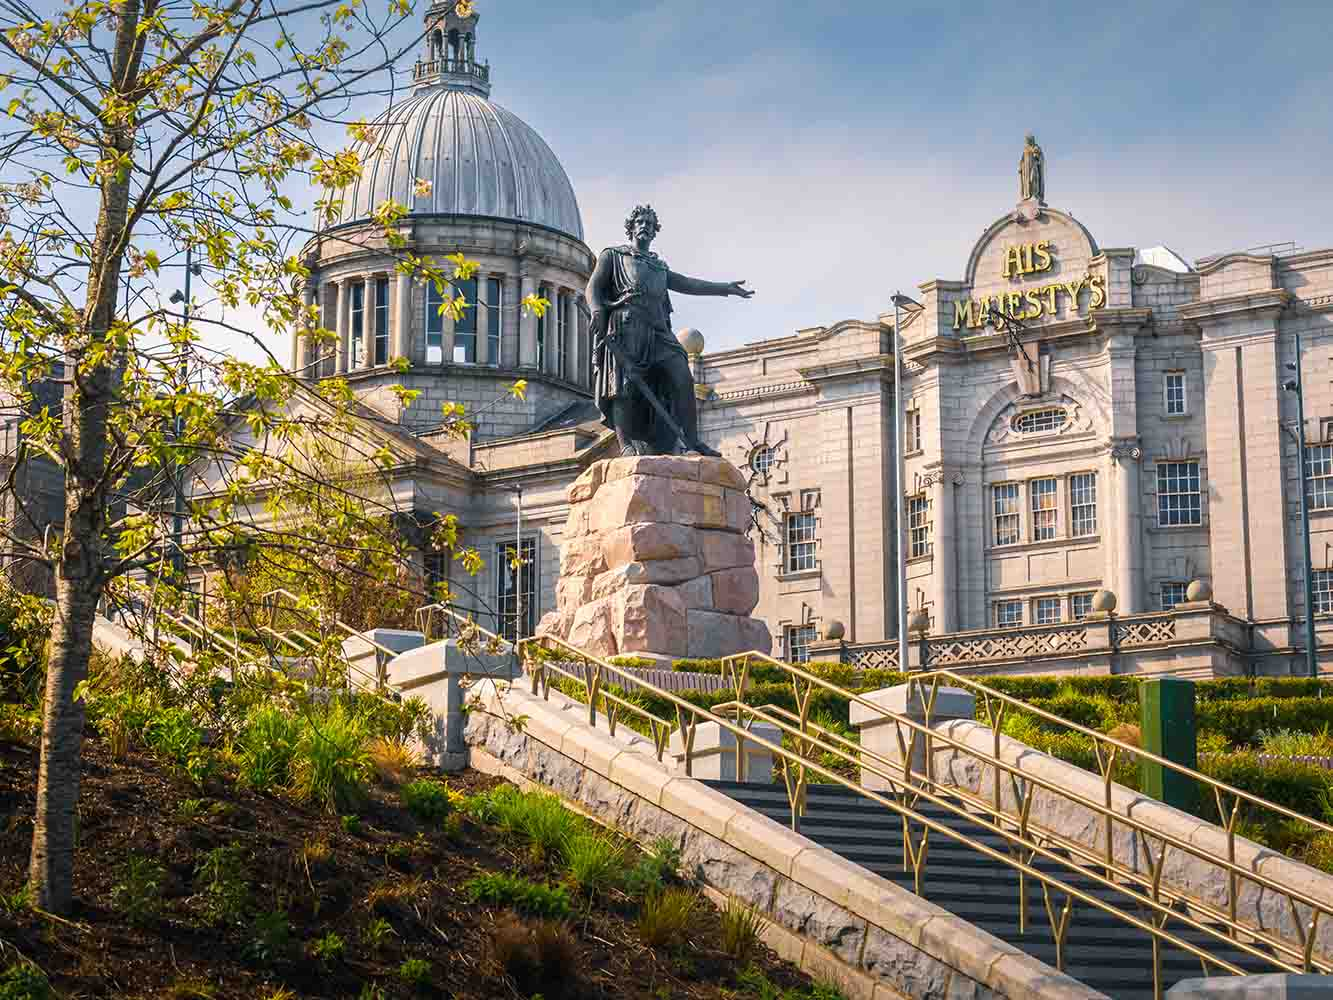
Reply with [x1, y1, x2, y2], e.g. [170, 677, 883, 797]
[335, 87, 584, 241]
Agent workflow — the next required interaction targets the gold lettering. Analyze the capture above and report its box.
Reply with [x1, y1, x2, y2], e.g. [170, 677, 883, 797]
[1021, 243, 1034, 273]
[1023, 289, 1042, 320]
[1088, 273, 1106, 309]
[1062, 279, 1085, 315]
[1005, 292, 1022, 317]
[1002, 245, 1023, 279]
[953, 299, 976, 330]
[1033, 240, 1053, 272]
[1043, 283, 1058, 314]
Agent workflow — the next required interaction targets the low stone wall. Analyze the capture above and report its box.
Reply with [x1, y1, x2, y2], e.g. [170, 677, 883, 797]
[929, 718, 1333, 963]
[463, 680, 1107, 1000]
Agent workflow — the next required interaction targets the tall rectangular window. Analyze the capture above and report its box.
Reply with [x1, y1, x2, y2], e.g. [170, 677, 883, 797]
[1034, 596, 1061, 625]
[485, 277, 502, 367]
[1307, 444, 1333, 511]
[453, 277, 477, 364]
[905, 410, 921, 453]
[556, 291, 568, 379]
[1165, 372, 1186, 415]
[1070, 592, 1095, 621]
[496, 537, 536, 641]
[1031, 477, 1057, 541]
[1314, 570, 1333, 615]
[350, 281, 365, 368]
[994, 600, 1023, 628]
[1070, 472, 1097, 537]
[1160, 582, 1188, 610]
[536, 285, 549, 370]
[993, 483, 1020, 546]
[785, 623, 818, 664]
[785, 495, 818, 573]
[1157, 461, 1202, 526]
[374, 278, 389, 366]
[425, 281, 446, 364]
[908, 494, 931, 558]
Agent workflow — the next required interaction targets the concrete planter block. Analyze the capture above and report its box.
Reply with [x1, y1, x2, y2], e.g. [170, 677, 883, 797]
[341, 628, 426, 689]
[849, 685, 976, 786]
[669, 719, 782, 782]
[1167, 974, 1333, 998]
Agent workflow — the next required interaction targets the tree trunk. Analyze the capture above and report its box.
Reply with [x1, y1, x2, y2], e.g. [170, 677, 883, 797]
[27, 0, 145, 915]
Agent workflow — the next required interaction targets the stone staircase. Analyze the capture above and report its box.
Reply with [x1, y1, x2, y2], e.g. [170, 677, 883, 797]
[706, 779, 1272, 999]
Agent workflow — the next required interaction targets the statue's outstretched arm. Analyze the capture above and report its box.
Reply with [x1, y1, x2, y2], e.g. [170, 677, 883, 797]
[667, 270, 754, 298]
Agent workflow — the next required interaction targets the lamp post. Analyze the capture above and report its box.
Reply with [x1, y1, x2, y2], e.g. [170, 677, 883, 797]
[497, 483, 525, 641]
[1282, 333, 1319, 678]
[890, 292, 921, 672]
[167, 248, 198, 580]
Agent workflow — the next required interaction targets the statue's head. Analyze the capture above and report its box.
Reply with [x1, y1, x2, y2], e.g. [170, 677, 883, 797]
[624, 204, 661, 242]
[1025, 132, 1038, 147]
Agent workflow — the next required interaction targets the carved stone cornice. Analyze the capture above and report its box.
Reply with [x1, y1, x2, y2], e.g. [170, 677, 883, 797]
[1180, 288, 1290, 325]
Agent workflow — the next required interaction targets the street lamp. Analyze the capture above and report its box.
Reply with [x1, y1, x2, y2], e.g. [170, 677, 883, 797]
[168, 254, 200, 580]
[1282, 333, 1319, 678]
[890, 291, 921, 672]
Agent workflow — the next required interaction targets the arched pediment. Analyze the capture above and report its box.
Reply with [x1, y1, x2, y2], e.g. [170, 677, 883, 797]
[963, 207, 1100, 290]
[965, 372, 1110, 457]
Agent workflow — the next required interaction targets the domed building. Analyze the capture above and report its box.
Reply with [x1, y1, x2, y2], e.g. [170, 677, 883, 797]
[292, 0, 596, 442]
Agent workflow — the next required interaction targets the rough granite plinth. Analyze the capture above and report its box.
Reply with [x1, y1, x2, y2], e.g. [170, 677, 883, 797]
[538, 455, 772, 660]
[1166, 975, 1333, 998]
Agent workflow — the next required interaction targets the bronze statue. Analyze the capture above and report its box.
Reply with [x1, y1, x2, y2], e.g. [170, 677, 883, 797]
[586, 205, 753, 457]
[1020, 134, 1045, 203]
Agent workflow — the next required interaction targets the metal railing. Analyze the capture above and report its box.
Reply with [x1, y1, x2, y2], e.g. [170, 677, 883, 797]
[516, 635, 1333, 998]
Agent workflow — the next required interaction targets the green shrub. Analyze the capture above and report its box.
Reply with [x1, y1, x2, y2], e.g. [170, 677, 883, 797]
[289, 702, 374, 813]
[637, 887, 697, 948]
[235, 704, 300, 793]
[1257, 725, 1333, 757]
[400, 779, 454, 826]
[397, 958, 432, 989]
[0, 885, 29, 917]
[608, 655, 655, 669]
[0, 962, 52, 1000]
[1198, 752, 1333, 825]
[0, 584, 51, 707]
[719, 896, 764, 963]
[1197, 697, 1333, 747]
[111, 854, 165, 925]
[245, 910, 293, 964]
[142, 705, 214, 787]
[195, 842, 250, 925]
[560, 831, 624, 897]
[361, 916, 394, 950]
[463, 873, 572, 919]
[308, 931, 346, 964]
[624, 837, 683, 897]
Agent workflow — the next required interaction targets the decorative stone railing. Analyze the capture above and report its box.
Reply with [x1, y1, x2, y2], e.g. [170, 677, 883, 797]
[810, 602, 1259, 675]
[412, 58, 490, 83]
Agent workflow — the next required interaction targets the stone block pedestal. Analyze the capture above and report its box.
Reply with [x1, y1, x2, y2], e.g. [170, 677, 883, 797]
[1167, 975, 1333, 998]
[849, 684, 976, 788]
[669, 719, 782, 781]
[538, 455, 771, 660]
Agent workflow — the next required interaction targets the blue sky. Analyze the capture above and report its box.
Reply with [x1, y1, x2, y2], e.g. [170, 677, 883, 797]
[455, 0, 1333, 352]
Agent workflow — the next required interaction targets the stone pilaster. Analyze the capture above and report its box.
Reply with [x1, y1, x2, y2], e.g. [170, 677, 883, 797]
[1110, 441, 1143, 614]
[476, 274, 490, 366]
[931, 471, 958, 634]
[394, 270, 410, 361]
[335, 278, 350, 374]
[361, 275, 374, 369]
[518, 273, 536, 368]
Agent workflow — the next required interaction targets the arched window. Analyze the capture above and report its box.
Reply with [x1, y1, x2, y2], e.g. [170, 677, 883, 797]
[1011, 408, 1067, 435]
[750, 445, 775, 477]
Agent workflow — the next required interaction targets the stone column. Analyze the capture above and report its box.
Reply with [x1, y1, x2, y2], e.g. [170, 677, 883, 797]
[565, 288, 578, 382]
[295, 277, 316, 373]
[394, 270, 411, 362]
[518, 273, 536, 368]
[933, 474, 957, 634]
[476, 274, 490, 366]
[440, 295, 455, 365]
[1112, 442, 1143, 614]
[361, 276, 374, 369]
[335, 278, 350, 374]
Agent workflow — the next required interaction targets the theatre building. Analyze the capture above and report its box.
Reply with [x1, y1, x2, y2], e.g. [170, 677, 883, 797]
[237, 3, 1333, 676]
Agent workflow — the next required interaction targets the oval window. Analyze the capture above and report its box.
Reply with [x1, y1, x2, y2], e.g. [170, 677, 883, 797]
[750, 446, 775, 475]
[1012, 408, 1067, 434]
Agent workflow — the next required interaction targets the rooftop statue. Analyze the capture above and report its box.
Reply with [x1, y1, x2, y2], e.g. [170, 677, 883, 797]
[1020, 133, 1045, 204]
[586, 205, 754, 457]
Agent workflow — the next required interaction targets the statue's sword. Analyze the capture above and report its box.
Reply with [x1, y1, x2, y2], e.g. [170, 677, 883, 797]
[598, 330, 710, 456]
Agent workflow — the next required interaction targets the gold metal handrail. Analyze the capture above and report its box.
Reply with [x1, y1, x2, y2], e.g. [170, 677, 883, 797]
[519, 635, 1317, 997]
[413, 602, 513, 652]
[725, 649, 1333, 971]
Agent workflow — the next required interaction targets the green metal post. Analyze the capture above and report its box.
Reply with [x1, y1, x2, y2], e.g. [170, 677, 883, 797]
[1139, 677, 1197, 810]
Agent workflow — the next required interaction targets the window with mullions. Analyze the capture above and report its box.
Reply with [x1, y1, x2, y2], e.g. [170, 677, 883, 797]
[453, 277, 477, 363]
[350, 281, 365, 368]
[1157, 461, 1202, 526]
[1034, 596, 1061, 624]
[536, 285, 549, 370]
[495, 537, 536, 641]
[905, 409, 921, 453]
[1070, 592, 1095, 621]
[994, 600, 1023, 628]
[1307, 444, 1333, 511]
[374, 278, 389, 366]
[993, 483, 1020, 545]
[908, 494, 931, 558]
[556, 292, 568, 379]
[785, 509, 818, 573]
[1031, 477, 1057, 541]
[1314, 570, 1333, 615]
[1012, 408, 1066, 434]
[1160, 581, 1188, 610]
[750, 446, 774, 477]
[1070, 472, 1097, 537]
[484, 278, 502, 366]
[1165, 372, 1186, 415]
[785, 623, 818, 664]
[425, 282, 446, 364]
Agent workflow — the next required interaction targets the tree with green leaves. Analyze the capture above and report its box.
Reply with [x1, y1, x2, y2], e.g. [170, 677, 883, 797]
[0, 0, 541, 913]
